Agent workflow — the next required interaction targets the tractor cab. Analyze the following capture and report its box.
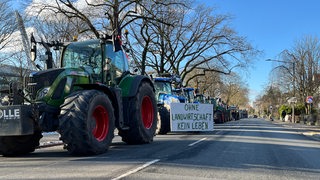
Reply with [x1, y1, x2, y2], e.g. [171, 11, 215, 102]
[61, 39, 129, 85]
[154, 77, 180, 105]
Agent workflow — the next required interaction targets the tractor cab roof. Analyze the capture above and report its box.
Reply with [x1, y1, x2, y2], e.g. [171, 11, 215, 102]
[154, 77, 172, 82]
[183, 87, 194, 91]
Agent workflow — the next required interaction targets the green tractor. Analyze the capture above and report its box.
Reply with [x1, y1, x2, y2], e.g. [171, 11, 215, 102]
[0, 34, 158, 156]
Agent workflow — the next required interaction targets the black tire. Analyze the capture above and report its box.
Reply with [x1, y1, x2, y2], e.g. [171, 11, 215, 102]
[0, 127, 42, 157]
[59, 90, 115, 155]
[214, 111, 223, 124]
[157, 106, 171, 135]
[119, 82, 157, 144]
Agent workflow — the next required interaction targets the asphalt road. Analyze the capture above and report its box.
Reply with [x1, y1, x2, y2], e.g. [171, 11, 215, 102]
[1, 118, 320, 180]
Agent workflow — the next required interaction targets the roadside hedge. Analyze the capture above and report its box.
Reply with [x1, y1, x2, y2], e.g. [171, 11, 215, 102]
[278, 103, 306, 116]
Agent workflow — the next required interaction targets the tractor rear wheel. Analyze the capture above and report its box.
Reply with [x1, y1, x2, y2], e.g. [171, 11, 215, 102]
[119, 82, 157, 144]
[0, 127, 42, 157]
[59, 90, 115, 155]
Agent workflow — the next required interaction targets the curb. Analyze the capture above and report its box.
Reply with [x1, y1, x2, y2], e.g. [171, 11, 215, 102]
[268, 119, 320, 141]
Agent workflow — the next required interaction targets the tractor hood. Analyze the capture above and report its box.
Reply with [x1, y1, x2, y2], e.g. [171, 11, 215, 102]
[25, 68, 90, 106]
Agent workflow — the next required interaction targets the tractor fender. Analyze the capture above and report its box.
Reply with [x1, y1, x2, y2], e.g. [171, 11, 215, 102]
[119, 75, 155, 97]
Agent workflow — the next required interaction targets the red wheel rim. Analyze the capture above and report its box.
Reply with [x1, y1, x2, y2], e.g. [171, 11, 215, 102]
[92, 105, 109, 141]
[141, 96, 154, 129]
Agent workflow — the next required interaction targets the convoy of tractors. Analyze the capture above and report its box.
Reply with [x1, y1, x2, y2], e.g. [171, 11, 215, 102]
[153, 74, 248, 135]
[0, 33, 247, 157]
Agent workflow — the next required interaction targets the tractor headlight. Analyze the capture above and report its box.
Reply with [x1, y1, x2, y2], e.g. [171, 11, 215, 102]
[169, 96, 180, 103]
[164, 96, 180, 104]
[37, 87, 50, 100]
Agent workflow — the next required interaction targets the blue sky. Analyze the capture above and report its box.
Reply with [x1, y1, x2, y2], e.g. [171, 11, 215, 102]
[201, 0, 320, 103]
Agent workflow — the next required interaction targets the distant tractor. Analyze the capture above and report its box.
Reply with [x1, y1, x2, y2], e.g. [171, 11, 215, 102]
[172, 88, 187, 103]
[154, 76, 180, 135]
[195, 94, 207, 103]
[182, 87, 196, 103]
[0, 34, 158, 156]
[213, 98, 228, 123]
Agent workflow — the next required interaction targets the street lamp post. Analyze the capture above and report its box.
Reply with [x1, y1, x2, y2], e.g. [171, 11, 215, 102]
[292, 62, 296, 97]
[266, 59, 296, 122]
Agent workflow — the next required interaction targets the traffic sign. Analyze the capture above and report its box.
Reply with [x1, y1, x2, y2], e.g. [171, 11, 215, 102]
[306, 96, 313, 104]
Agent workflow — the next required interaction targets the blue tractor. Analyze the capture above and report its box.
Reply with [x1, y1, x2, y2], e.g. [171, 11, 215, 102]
[154, 76, 181, 135]
[172, 88, 187, 103]
[181, 87, 196, 103]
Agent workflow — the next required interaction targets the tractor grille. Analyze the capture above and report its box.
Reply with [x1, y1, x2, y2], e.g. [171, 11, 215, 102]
[24, 69, 64, 100]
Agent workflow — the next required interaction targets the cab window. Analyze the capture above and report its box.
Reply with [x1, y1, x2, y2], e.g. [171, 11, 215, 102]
[105, 44, 129, 78]
[62, 40, 102, 77]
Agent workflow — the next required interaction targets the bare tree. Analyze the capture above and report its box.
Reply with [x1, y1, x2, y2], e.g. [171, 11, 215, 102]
[27, 0, 178, 38]
[255, 85, 282, 117]
[129, 2, 257, 82]
[26, 0, 103, 39]
[185, 69, 222, 97]
[275, 35, 320, 103]
[175, 5, 256, 84]
[0, 1, 16, 57]
[262, 35, 320, 116]
[24, 0, 182, 69]
[5, 48, 33, 81]
[117, 0, 186, 75]
[220, 73, 249, 107]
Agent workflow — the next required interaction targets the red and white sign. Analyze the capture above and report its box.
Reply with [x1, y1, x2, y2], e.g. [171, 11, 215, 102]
[306, 96, 313, 104]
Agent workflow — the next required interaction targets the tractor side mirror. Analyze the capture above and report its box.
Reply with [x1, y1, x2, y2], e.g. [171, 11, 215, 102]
[30, 33, 37, 62]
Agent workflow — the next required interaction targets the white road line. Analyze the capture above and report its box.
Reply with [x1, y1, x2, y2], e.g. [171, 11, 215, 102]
[188, 137, 207, 146]
[111, 159, 160, 180]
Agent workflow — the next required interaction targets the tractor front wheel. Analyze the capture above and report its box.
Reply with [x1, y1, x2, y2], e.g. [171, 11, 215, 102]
[157, 106, 170, 135]
[59, 90, 115, 155]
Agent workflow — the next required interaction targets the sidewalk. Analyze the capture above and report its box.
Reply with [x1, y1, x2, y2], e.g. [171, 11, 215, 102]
[269, 118, 320, 141]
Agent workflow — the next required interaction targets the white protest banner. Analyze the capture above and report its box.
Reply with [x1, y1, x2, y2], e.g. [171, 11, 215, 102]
[170, 103, 214, 131]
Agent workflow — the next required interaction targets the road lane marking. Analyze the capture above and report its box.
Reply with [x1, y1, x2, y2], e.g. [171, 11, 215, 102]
[188, 137, 207, 146]
[111, 159, 160, 180]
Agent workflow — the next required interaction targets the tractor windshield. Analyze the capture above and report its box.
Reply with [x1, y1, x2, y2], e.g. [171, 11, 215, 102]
[62, 39, 130, 83]
[61, 40, 102, 75]
[155, 81, 172, 94]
